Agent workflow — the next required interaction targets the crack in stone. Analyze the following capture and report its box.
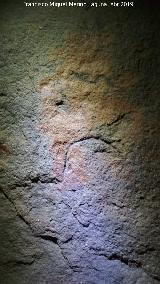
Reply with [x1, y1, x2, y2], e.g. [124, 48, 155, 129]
[108, 201, 125, 209]
[2, 259, 35, 267]
[61, 200, 90, 228]
[59, 111, 133, 180]
[9, 175, 60, 191]
[28, 175, 60, 184]
[0, 186, 68, 260]
[37, 233, 77, 272]
[4, 111, 131, 188]
[36, 234, 59, 244]
[106, 111, 133, 127]
[62, 235, 73, 244]
[0, 187, 31, 228]
[0, 92, 7, 97]
[91, 249, 143, 269]
[62, 135, 121, 178]
[0, 191, 77, 273]
[107, 253, 142, 268]
[72, 213, 90, 228]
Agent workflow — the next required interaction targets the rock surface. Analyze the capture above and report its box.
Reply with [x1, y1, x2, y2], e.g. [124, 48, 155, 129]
[0, 0, 160, 283]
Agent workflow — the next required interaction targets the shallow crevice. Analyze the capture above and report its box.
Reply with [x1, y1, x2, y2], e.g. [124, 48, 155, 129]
[37, 234, 59, 244]
[9, 175, 61, 191]
[0, 187, 31, 229]
[1, 259, 35, 268]
[91, 249, 143, 269]
[62, 134, 122, 178]
[107, 253, 142, 268]
[36, 232, 76, 272]
[106, 111, 133, 127]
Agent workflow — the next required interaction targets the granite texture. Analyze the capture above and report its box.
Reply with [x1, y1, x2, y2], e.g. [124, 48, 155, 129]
[0, 0, 160, 283]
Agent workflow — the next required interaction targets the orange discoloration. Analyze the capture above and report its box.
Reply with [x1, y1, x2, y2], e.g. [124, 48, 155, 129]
[64, 146, 89, 186]
[49, 32, 113, 78]
[38, 32, 142, 182]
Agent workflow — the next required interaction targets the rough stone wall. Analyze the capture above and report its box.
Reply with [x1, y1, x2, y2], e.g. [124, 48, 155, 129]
[0, 0, 160, 283]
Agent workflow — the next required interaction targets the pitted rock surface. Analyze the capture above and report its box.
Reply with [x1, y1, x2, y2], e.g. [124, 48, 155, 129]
[0, 0, 160, 283]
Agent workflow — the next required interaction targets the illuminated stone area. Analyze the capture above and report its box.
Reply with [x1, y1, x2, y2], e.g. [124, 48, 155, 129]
[0, 0, 160, 283]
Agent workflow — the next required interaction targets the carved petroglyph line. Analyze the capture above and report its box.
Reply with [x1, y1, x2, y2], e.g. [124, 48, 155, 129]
[39, 32, 143, 184]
